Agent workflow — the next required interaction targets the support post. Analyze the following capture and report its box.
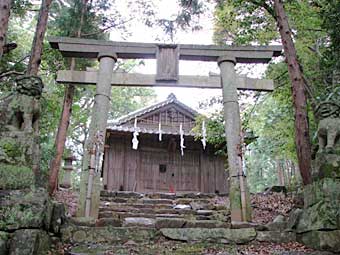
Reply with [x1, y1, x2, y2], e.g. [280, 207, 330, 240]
[218, 56, 251, 223]
[77, 51, 117, 218]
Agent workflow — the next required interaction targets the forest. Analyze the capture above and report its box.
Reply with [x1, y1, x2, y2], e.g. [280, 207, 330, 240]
[0, 0, 339, 254]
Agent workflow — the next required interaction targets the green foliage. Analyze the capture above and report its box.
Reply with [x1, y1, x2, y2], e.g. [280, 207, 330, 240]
[193, 114, 227, 157]
[0, 164, 34, 189]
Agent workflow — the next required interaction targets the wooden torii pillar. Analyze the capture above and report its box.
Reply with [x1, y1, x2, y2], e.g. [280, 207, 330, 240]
[49, 37, 281, 221]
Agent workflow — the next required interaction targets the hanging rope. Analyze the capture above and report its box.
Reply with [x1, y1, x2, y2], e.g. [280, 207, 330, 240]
[132, 117, 139, 150]
[158, 121, 162, 141]
[180, 123, 185, 156]
[201, 120, 207, 150]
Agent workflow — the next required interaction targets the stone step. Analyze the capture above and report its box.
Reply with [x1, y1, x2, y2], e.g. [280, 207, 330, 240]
[99, 202, 173, 210]
[100, 190, 226, 200]
[141, 198, 174, 205]
[100, 190, 144, 199]
[99, 205, 195, 214]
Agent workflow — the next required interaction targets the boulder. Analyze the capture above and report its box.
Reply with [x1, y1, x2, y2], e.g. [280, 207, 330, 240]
[303, 178, 340, 208]
[160, 227, 256, 244]
[9, 229, 50, 255]
[296, 201, 339, 233]
[286, 208, 303, 230]
[256, 231, 296, 243]
[299, 230, 340, 253]
[0, 189, 50, 231]
[266, 215, 287, 231]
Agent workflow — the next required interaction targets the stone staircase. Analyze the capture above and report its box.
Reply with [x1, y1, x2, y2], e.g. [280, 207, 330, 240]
[62, 191, 234, 254]
[97, 191, 230, 229]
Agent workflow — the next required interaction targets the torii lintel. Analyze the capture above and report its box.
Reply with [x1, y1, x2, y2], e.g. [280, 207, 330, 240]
[49, 37, 282, 64]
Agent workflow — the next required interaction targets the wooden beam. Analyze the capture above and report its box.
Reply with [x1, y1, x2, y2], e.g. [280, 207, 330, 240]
[56, 70, 274, 91]
[49, 37, 282, 64]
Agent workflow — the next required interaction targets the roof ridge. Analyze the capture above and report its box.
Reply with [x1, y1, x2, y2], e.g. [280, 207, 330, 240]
[110, 94, 198, 126]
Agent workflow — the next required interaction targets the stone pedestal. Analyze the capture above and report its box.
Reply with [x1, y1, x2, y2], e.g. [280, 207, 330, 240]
[296, 177, 340, 252]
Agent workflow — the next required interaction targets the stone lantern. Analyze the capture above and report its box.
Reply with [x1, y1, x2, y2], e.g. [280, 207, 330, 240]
[60, 154, 76, 189]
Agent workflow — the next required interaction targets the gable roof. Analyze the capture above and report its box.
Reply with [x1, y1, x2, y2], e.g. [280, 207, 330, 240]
[110, 93, 199, 126]
[107, 93, 200, 136]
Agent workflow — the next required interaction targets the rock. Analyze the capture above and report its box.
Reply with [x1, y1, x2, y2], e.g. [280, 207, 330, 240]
[196, 210, 214, 216]
[299, 230, 340, 253]
[256, 231, 296, 243]
[142, 199, 173, 205]
[68, 217, 96, 227]
[303, 178, 340, 208]
[286, 208, 303, 230]
[231, 221, 265, 230]
[296, 201, 339, 233]
[184, 220, 228, 228]
[266, 215, 287, 231]
[173, 204, 191, 210]
[61, 226, 156, 244]
[0, 231, 9, 255]
[155, 218, 186, 229]
[264, 186, 287, 194]
[115, 191, 144, 199]
[0, 188, 50, 231]
[123, 217, 155, 228]
[313, 151, 340, 179]
[190, 201, 206, 210]
[95, 218, 122, 227]
[9, 229, 50, 255]
[160, 227, 256, 244]
[50, 202, 66, 234]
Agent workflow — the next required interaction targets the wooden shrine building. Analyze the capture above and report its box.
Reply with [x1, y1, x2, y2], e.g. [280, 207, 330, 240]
[102, 93, 228, 194]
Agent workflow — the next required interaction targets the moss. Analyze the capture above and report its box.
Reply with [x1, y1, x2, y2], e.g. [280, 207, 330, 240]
[0, 138, 23, 160]
[0, 163, 34, 189]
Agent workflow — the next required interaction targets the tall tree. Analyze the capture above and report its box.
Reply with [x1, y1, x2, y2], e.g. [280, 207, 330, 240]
[212, 0, 315, 185]
[273, 0, 312, 185]
[0, 0, 11, 59]
[27, 0, 53, 75]
[26, 0, 53, 185]
[48, 0, 87, 195]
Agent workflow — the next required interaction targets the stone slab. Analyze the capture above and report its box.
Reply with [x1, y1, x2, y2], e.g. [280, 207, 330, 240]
[123, 217, 156, 228]
[256, 231, 296, 243]
[61, 226, 156, 244]
[160, 228, 256, 244]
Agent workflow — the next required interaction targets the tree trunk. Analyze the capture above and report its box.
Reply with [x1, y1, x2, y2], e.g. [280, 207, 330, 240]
[48, 0, 88, 195]
[27, 0, 53, 75]
[273, 0, 312, 185]
[0, 0, 11, 59]
[276, 158, 285, 186]
[24, 0, 52, 187]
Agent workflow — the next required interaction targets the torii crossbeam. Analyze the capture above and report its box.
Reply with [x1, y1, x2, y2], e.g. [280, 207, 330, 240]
[49, 37, 282, 222]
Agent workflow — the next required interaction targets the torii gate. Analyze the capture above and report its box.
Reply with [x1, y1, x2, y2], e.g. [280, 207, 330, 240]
[49, 37, 281, 222]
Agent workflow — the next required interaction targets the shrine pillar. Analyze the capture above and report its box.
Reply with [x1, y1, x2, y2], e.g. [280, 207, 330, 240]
[218, 56, 251, 223]
[77, 51, 117, 218]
